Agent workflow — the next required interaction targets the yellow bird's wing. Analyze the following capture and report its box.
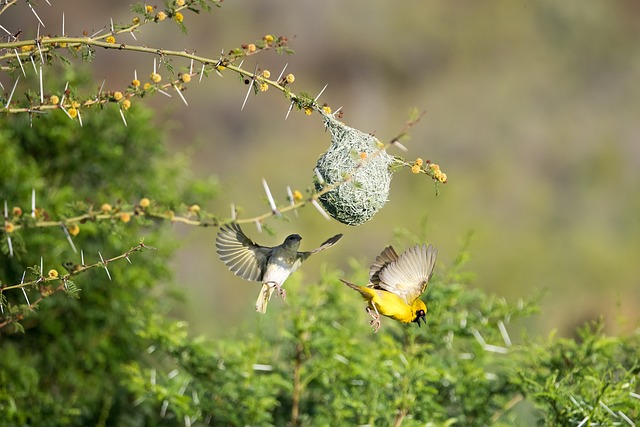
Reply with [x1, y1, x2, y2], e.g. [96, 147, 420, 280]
[377, 244, 437, 305]
[216, 223, 272, 281]
[369, 245, 399, 286]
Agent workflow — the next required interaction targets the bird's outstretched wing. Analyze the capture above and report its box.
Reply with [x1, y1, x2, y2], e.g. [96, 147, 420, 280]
[376, 244, 437, 304]
[216, 223, 272, 281]
[369, 245, 399, 286]
[298, 233, 343, 261]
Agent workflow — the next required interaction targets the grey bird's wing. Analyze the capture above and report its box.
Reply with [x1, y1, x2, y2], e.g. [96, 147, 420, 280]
[216, 223, 273, 281]
[298, 233, 343, 262]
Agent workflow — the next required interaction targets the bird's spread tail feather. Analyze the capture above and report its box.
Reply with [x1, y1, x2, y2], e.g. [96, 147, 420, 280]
[255, 283, 275, 313]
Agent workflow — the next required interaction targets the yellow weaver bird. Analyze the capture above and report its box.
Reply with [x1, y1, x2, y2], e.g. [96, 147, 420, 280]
[340, 243, 437, 333]
[216, 223, 343, 313]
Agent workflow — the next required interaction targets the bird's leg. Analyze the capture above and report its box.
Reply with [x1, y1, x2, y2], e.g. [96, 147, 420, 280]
[366, 304, 381, 333]
[265, 281, 286, 300]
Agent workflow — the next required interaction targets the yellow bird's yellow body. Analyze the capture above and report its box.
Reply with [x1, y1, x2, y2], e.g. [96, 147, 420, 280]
[342, 282, 427, 324]
[341, 243, 437, 332]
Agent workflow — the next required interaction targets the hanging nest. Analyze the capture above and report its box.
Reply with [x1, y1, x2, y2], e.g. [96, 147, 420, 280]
[314, 114, 394, 226]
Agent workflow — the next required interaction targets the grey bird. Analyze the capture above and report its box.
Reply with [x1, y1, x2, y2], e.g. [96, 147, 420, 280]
[216, 223, 343, 313]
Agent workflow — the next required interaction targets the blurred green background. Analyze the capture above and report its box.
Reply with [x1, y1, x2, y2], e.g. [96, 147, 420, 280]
[7, 0, 639, 338]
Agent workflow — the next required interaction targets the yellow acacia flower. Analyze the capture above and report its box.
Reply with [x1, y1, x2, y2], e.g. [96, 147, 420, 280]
[133, 17, 141, 24]
[20, 45, 34, 52]
[68, 107, 78, 118]
[120, 213, 131, 223]
[259, 82, 269, 92]
[48, 269, 59, 278]
[322, 105, 332, 114]
[146, 5, 154, 13]
[189, 204, 201, 214]
[156, 11, 167, 21]
[132, 79, 141, 87]
[304, 107, 313, 116]
[113, 91, 123, 101]
[139, 198, 151, 208]
[262, 69, 271, 79]
[411, 164, 421, 174]
[4, 222, 14, 233]
[68, 224, 80, 236]
[176, 0, 185, 6]
[101, 203, 113, 213]
[292, 190, 303, 202]
[50, 95, 59, 105]
[416, 158, 424, 167]
[150, 72, 162, 83]
[175, 12, 184, 22]
[286, 73, 295, 84]
[143, 82, 152, 90]
[12, 207, 22, 217]
[263, 34, 274, 44]
[105, 36, 116, 44]
[181, 73, 191, 83]
[122, 99, 131, 110]
[247, 43, 256, 53]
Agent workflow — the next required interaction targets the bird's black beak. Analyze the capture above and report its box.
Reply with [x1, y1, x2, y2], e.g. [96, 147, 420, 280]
[414, 309, 426, 327]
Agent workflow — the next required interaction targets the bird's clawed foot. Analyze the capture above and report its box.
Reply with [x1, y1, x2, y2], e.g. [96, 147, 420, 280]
[274, 282, 287, 301]
[366, 306, 381, 333]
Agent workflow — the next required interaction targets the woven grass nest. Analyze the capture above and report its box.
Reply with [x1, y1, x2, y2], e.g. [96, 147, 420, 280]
[314, 114, 394, 226]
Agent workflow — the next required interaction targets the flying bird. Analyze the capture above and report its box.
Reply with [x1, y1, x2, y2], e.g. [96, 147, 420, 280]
[216, 223, 343, 313]
[340, 243, 437, 333]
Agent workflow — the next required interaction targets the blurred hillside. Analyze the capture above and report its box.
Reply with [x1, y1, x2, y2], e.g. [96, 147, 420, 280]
[6, 0, 639, 337]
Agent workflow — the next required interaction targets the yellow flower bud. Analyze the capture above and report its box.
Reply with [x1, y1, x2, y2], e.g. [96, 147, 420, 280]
[292, 190, 303, 202]
[120, 213, 131, 223]
[139, 198, 150, 208]
[50, 95, 60, 105]
[156, 11, 167, 21]
[262, 70, 271, 79]
[175, 12, 184, 22]
[113, 91, 123, 101]
[68, 224, 80, 236]
[12, 207, 22, 217]
[105, 36, 116, 44]
[247, 43, 256, 53]
[101, 203, 112, 213]
[150, 73, 162, 83]
[181, 73, 191, 83]
[4, 223, 14, 233]
[122, 99, 131, 110]
[285, 73, 295, 84]
[48, 269, 59, 278]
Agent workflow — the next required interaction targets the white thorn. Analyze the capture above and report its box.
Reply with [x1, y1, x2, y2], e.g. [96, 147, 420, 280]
[199, 63, 205, 82]
[618, 410, 635, 426]
[173, 84, 188, 106]
[471, 329, 486, 346]
[60, 81, 69, 105]
[77, 108, 83, 126]
[22, 288, 31, 306]
[153, 58, 157, 74]
[134, 69, 138, 81]
[90, 28, 104, 38]
[276, 63, 288, 82]
[39, 65, 44, 104]
[3, 200, 7, 218]
[6, 235, 13, 258]
[40, 256, 43, 275]
[241, 63, 259, 111]
[119, 108, 128, 126]
[576, 416, 589, 427]
[99, 252, 112, 281]
[5, 76, 20, 107]
[157, 89, 172, 98]
[285, 100, 294, 120]
[314, 83, 328, 101]
[31, 188, 36, 217]
[392, 140, 408, 152]
[61, 225, 78, 253]
[311, 199, 330, 221]
[254, 220, 262, 233]
[313, 168, 325, 185]
[81, 249, 85, 266]
[261, 178, 279, 214]
[189, 59, 194, 75]
[13, 48, 26, 77]
[0, 24, 12, 36]
[130, 31, 137, 41]
[29, 55, 38, 74]
[497, 320, 511, 347]
[230, 203, 236, 221]
[28, 2, 46, 27]
[110, 17, 114, 33]
[62, 12, 65, 36]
